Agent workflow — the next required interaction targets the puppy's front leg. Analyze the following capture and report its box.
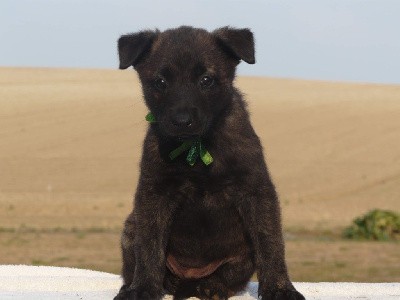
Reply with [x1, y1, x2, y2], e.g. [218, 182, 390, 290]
[119, 189, 177, 300]
[237, 186, 305, 300]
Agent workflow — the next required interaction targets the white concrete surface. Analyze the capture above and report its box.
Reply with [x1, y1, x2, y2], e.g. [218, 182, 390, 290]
[0, 265, 399, 299]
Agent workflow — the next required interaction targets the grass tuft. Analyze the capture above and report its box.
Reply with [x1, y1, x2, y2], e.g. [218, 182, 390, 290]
[343, 209, 400, 241]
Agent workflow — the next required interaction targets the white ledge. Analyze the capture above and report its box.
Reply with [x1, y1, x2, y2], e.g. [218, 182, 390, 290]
[0, 265, 399, 300]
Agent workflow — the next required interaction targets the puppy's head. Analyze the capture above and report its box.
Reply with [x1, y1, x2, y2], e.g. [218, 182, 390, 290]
[118, 26, 255, 140]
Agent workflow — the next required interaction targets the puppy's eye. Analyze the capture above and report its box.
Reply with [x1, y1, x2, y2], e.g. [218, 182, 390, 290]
[154, 77, 167, 91]
[200, 75, 214, 88]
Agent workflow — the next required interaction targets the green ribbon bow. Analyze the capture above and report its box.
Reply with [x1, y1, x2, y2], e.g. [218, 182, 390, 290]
[145, 112, 213, 166]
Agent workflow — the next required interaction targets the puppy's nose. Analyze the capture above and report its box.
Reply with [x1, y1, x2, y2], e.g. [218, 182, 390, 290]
[171, 111, 192, 127]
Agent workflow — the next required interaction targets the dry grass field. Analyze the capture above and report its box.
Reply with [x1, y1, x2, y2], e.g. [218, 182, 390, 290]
[0, 67, 399, 282]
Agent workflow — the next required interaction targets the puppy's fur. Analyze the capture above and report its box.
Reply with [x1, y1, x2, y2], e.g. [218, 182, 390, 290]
[115, 26, 305, 300]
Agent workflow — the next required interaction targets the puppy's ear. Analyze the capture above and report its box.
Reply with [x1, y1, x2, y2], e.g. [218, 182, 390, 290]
[118, 30, 159, 69]
[213, 27, 255, 64]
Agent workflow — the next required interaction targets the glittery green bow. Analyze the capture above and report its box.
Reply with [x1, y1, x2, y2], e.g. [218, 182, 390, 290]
[169, 139, 213, 166]
[145, 112, 213, 166]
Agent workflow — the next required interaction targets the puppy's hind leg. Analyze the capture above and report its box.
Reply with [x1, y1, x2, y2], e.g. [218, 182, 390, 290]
[197, 256, 255, 300]
[114, 213, 136, 300]
[217, 255, 255, 295]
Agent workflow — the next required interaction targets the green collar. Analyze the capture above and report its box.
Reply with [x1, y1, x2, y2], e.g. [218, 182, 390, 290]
[145, 112, 213, 166]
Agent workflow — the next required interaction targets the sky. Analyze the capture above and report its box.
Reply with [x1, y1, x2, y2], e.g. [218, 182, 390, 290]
[1, 0, 399, 84]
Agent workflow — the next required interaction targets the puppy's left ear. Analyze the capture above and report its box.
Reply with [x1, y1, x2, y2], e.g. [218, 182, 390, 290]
[118, 30, 159, 69]
[213, 27, 255, 64]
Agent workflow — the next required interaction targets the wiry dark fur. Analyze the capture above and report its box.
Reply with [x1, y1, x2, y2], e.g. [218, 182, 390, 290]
[114, 26, 305, 300]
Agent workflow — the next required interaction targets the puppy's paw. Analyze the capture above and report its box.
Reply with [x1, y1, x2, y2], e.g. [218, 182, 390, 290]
[113, 285, 130, 300]
[259, 288, 305, 300]
[113, 284, 163, 300]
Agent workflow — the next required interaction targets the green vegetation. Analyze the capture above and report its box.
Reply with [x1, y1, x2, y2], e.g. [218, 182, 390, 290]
[343, 209, 400, 241]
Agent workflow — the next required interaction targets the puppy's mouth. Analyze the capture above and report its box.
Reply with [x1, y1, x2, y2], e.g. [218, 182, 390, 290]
[165, 131, 203, 143]
[176, 134, 199, 142]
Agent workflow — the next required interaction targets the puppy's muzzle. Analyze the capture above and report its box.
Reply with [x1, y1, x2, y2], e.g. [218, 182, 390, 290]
[163, 107, 206, 139]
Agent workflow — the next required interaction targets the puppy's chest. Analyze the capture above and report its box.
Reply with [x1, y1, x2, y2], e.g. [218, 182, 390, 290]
[178, 185, 235, 209]
[171, 191, 242, 238]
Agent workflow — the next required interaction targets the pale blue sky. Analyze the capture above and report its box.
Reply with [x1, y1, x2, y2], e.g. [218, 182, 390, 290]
[1, 0, 399, 84]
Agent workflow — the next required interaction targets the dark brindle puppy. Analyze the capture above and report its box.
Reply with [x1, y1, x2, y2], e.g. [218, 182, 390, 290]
[114, 26, 305, 300]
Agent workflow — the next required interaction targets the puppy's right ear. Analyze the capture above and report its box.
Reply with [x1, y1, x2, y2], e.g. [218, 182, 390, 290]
[118, 30, 158, 69]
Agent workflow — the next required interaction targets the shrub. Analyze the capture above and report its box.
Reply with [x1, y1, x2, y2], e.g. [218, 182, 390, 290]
[343, 209, 400, 241]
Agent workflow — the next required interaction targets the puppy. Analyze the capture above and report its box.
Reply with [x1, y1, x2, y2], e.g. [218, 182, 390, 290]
[114, 26, 305, 300]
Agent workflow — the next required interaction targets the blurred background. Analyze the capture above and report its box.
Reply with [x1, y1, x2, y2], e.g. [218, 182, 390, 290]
[0, 0, 399, 282]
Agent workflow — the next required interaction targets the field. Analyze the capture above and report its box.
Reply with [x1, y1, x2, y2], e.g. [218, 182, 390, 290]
[0, 67, 399, 282]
